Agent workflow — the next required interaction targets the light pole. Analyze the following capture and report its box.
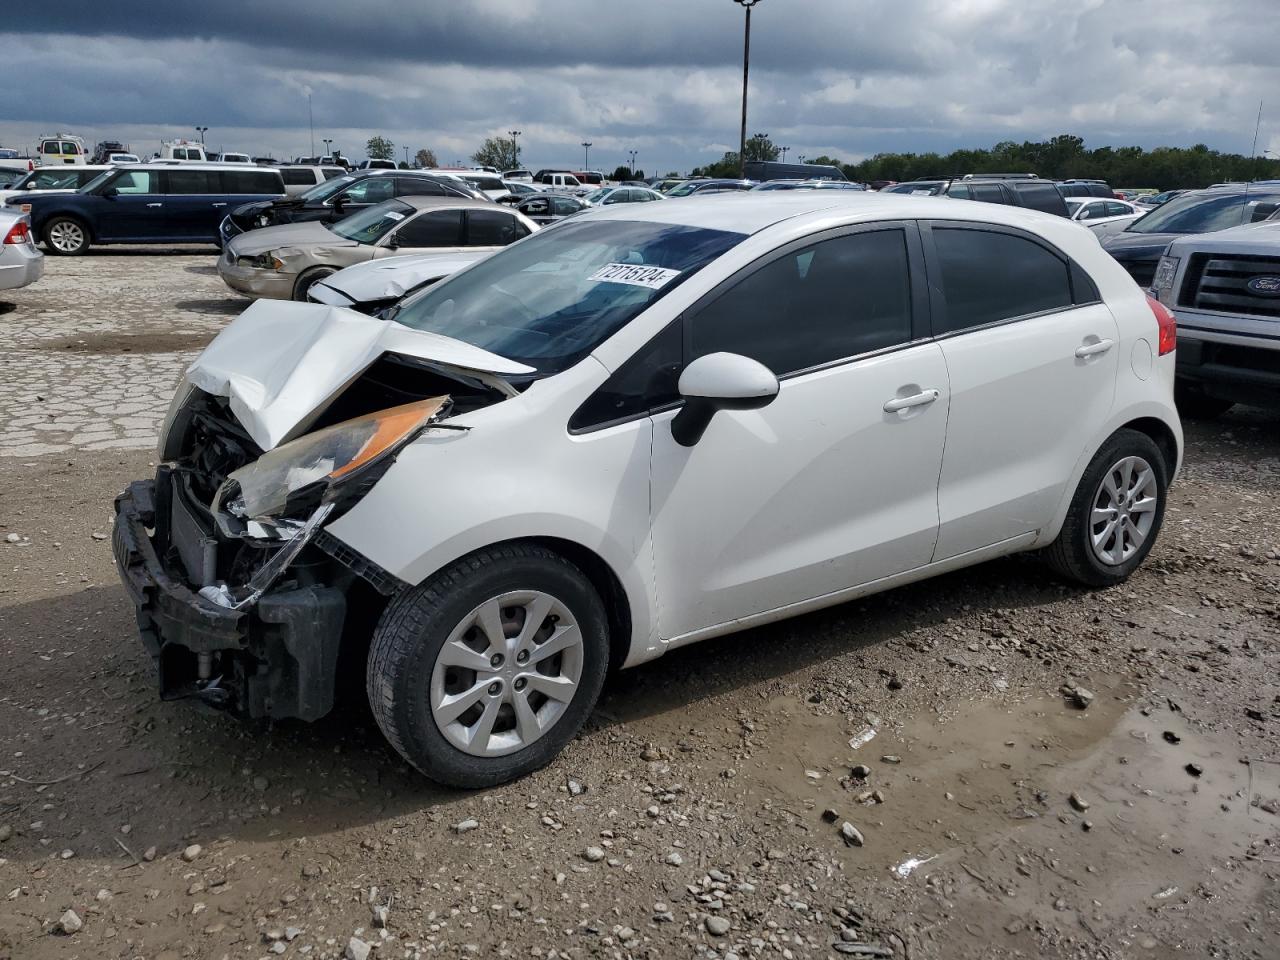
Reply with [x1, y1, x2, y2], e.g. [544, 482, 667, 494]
[509, 130, 522, 168]
[307, 92, 315, 157]
[195, 126, 208, 145]
[628, 149, 638, 176]
[780, 146, 789, 162]
[732, 0, 762, 179]
[581, 141, 593, 171]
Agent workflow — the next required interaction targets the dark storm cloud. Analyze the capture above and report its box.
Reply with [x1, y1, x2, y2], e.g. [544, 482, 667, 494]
[2, 0, 1278, 171]
[8, 0, 937, 75]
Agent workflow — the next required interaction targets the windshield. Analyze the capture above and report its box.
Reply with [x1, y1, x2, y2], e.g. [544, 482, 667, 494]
[1126, 191, 1280, 235]
[584, 188, 610, 203]
[330, 200, 414, 244]
[392, 219, 745, 374]
[885, 181, 945, 195]
[300, 174, 356, 202]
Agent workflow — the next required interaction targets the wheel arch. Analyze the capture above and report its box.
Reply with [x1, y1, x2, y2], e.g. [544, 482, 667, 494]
[447, 535, 634, 676]
[1035, 403, 1183, 549]
[1120, 416, 1179, 478]
[43, 210, 94, 242]
[292, 264, 337, 300]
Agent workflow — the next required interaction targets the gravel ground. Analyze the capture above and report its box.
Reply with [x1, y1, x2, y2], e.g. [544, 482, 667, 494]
[0, 250, 1278, 960]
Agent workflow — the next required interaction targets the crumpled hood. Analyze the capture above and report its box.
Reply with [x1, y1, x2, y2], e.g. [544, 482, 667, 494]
[311, 250, 490, 306]
[180, 300, 535, 450]
[226, 220, 352, 258]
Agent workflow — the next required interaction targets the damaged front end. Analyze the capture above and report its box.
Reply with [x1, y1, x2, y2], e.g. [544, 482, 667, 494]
[113, 302, 529, 721]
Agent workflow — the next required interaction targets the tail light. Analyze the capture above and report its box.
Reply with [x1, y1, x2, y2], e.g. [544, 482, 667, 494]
[3, 220, 30, 245]
[1147, 295, 1176, 356]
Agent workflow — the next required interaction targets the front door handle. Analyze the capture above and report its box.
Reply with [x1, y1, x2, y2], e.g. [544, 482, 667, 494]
[146, 202, 163, 208]
[1075, 338, 1114, 358]
[883, 389, 940, 413]
[211, 202, 227, 208]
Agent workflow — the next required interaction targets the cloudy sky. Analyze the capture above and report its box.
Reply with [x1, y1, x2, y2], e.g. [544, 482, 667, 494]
[4, 0, 1277, 172]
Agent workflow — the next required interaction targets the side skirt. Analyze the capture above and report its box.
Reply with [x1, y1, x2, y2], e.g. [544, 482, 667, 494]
[660, 532, 1039, 654]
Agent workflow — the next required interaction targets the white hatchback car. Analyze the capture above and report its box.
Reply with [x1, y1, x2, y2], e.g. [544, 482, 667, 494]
[113, 193, 1182, 787]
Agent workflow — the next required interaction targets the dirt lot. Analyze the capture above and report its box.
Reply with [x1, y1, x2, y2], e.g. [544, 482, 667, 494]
[1, 250, 1278, 960]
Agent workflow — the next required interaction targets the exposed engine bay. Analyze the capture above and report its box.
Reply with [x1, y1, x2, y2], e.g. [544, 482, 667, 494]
[114, 343, 516, 722]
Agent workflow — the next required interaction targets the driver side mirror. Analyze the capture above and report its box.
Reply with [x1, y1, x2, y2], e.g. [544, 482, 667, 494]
[102, 187, 118, 199]
[332, 196, 346, 213]
[671, 352, 779, 447]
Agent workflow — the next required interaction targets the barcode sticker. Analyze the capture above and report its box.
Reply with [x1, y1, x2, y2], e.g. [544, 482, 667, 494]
[587, 262, 681, 290]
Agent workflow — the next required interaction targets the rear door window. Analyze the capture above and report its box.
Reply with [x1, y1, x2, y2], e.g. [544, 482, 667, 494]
[969, 183, 1005, 204]
[394, 176, 446, 197]
[465, 209, 526, 245]
[930, 227, 1073, 334]
[394, 209, 463, 247]
[222, 171, 280, 194]
[690, 228, 915, 376]
[165, 170, 218, 194]
[281, 168, 317, 186]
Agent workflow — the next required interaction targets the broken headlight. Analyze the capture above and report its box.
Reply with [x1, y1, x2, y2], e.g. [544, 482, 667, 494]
[217, 396, 448, 522]
[237, 252, 284, 270]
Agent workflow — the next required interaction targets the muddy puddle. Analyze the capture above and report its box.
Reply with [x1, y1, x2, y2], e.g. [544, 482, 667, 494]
[738, 681, 1276, 951]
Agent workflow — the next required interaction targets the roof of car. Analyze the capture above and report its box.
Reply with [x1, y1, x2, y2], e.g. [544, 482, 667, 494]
[115, 162, 285, 172]
[583, 190, 1081, 236]
[396, 195, 502, 213]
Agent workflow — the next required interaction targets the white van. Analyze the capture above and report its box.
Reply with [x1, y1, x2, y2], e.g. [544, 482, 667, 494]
[37, 134, 87, 166]
[159, 140, 208, 162]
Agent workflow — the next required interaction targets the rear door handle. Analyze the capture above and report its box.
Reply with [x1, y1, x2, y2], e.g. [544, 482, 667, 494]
[1075, 338, 1114, 358]
[883, 389, 940, 413]
[211, 202, 227, 208]
[146, 202, 163, 208]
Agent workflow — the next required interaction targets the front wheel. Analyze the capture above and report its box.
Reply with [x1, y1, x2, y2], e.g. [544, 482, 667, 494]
[1043, 429, 1169, 587]
[43, 217, 90, 255]
[367, 544, 609, 788]
[293, 266, 335, 301]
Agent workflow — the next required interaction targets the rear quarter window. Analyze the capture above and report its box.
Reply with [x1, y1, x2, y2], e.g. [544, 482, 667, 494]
[281, 168, 317, 186]
[222, 171, 283, 194]
[1014, 183, 1068, 215]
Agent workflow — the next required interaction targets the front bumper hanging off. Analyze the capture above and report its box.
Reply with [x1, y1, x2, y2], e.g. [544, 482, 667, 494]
[112, 477, 348, 721]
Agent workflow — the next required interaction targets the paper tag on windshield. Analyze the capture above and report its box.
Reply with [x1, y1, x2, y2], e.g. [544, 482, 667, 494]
[588, 262, 681, 290]
[384, 211, 405, 221]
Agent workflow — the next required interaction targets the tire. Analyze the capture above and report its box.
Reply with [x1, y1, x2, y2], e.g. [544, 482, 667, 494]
[1043, 428, 1169, 588]
[293, 267, 335, 302]
[1174, 381, 1234, 420]
[367, 543, 609, 788]
[43, 217, 90, 255]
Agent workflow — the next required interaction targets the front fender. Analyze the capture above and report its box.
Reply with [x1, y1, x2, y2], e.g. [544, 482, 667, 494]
[325, 373, 661, 667]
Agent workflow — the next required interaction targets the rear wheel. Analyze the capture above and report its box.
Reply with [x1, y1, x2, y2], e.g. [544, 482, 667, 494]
[367, 544, 609, 788]
[43, 217, 90, 255]
[1043, 429, 1169, 587]
[293, 267, 335, 301]
[1174, 381, 1234, 420]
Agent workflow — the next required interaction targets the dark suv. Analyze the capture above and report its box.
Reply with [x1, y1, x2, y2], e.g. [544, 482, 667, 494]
[1057, 179, 1116, 199]
[13, 164, 285, 255]
[219, 170, 482, 247]
[1100, 187, 1280, 287]
[945, 178, 1070, 216]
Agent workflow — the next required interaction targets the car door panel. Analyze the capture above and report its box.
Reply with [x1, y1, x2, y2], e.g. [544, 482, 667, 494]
[646, 223, 947, 641]
[924, 222, 1119, 560]
[650, 344, 949, 640]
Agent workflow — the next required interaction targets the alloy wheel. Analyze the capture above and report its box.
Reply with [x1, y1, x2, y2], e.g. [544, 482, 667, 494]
[1089, 455, 1158, 566]
[49, 221, 85, 253]
[429, 590, 584, 757]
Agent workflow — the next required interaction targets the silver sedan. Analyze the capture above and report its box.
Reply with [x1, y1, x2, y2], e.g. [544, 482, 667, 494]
[0, 209, 44, 291]
[218, 196, 538, 301]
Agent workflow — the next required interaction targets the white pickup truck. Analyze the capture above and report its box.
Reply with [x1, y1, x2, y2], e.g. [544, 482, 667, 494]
[530, 171, 590, 196]
[1152, 209, 1280, 417]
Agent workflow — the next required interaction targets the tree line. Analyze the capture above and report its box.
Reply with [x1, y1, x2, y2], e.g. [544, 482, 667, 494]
[692, 134, 1280, 189]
